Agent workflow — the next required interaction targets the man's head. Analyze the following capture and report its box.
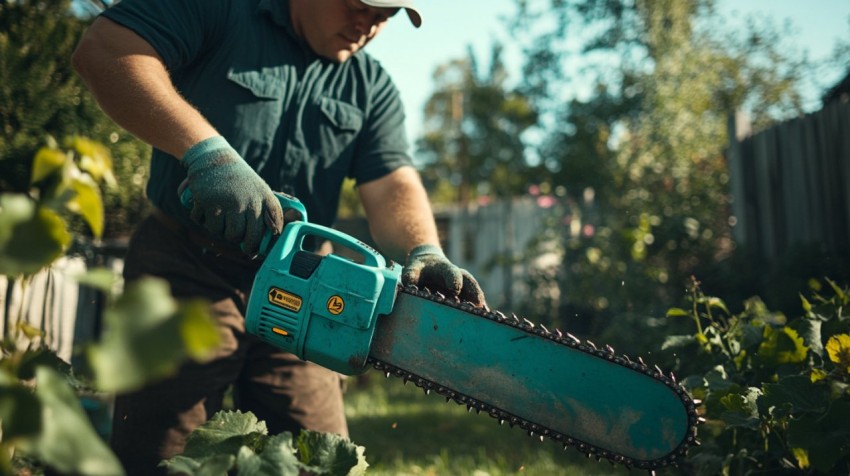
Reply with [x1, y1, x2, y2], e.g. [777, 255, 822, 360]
[290, 0, 421, 63]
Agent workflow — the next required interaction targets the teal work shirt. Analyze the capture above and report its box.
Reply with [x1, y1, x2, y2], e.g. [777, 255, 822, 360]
[102, 0, 412, 229]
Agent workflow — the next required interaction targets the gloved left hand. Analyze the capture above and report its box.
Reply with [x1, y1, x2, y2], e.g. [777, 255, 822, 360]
[402, 244, 487, 308]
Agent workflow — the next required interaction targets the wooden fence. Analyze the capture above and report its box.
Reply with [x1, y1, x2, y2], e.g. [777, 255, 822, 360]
[727, 99, 850, 261]
[0, 248, 124, 364]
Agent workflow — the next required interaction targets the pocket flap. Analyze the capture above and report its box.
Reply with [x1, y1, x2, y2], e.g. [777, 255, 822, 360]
[319, 97, 363, 131]
[227, 69, 285, 99]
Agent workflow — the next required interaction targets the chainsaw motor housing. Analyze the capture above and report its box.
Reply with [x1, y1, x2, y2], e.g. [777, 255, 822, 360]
[246, 216, 400, 375]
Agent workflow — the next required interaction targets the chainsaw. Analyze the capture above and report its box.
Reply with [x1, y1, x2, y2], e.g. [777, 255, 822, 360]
[232, 193, 699, 471]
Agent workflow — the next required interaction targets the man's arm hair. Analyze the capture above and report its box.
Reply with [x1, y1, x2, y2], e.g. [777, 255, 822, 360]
[358, 166, 442, 264]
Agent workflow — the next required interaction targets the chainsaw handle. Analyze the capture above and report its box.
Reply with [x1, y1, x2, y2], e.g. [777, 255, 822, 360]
[282, 222, 385, 269]
[178, 183, 309, 256]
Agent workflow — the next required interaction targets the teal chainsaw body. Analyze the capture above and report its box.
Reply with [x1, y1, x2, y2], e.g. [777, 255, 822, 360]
[238, 193, 698, 470]
[245, 194, 401, 374]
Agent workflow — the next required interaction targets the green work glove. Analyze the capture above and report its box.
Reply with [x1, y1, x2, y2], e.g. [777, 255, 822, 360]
[402, 244, 487, 308]
[181, 136, 283, 256]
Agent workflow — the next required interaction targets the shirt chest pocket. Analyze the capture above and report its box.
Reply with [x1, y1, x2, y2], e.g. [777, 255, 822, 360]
[226, 68, 287, 145]
[306, 97, 364, 171]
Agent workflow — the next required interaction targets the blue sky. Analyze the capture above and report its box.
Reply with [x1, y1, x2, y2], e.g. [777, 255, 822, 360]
[368, 0, 850, 141]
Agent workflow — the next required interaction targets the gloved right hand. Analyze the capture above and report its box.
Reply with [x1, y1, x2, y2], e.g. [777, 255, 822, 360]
[180, 136, 283, 256]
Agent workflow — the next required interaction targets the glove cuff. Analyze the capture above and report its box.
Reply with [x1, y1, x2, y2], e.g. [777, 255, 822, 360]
[182, 136, 233, 168]
[407, 244, 444, 260]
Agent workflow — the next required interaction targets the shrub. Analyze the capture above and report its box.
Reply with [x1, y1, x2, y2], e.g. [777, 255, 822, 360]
[667, 277, 850, 475]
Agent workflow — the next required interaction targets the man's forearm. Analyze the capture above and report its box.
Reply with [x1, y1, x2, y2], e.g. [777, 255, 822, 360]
[72, 17, 217, 158]
[359, 166, 441, 263]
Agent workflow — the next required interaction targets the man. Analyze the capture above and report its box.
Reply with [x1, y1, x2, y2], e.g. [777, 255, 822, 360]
[72, 0, 486, 473]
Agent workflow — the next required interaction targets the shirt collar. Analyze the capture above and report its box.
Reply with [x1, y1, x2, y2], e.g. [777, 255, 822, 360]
[256, 0, 295, 33]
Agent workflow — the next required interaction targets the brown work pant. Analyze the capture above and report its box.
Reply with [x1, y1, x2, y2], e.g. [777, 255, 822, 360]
[111, 216, 347, 476]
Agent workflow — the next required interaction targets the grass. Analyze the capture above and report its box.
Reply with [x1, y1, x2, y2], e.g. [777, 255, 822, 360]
[343, 374, 638, 476]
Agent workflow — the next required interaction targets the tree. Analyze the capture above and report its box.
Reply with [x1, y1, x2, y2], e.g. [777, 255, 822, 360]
[511, 0, 809, 321]
[0, 0, 150, 238]
[417, 44, 537, 206]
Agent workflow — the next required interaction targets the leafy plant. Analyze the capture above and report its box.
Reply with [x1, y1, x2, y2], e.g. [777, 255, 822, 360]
[1, 139, 372, 475]
[161, 411, 368, 476]
[0, 139, 221, 475]
[0, 137, 113, 276]
[665, 277, 850, 475]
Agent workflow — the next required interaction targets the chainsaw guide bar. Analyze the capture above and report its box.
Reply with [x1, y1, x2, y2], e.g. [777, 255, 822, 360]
[367, 285, 701, 471]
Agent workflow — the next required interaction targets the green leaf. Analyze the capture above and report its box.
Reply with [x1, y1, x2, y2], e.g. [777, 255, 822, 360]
[86, 277, 219, 393]
[706, 297, 729, 315]
[180, 410, 268, 460]
[759, 376, 829, 417]
[17, 322, 43, 340]
[791, 447, 810, 470]
[666, 307, 690, 318]
[0, 373, 42, 440]
[825, 278, 848, 304]
[15, 347, 73, 381]
[789, 318, 823, 357]
[703, 366, 733, 392]
[800, 294, 812, 313]
[236, 433, 302, 476]
[787, 401, 850, 472]
[65, 136, 116, 187]
[179, 300, 223, 361]
[718, 387, 761, 430]
[75, 267, 120, 293]
[661, 334, 695, 350]
[30, 147, 67, 185]
[296, 429, 368, 476]
[740, 322, 765, 351]
[160, 454, 235, 476]
[66, 174, 104, 237]
[0, 195, 70, 276]
[757, 326, 808, 365]
[19, 367, 124, 476]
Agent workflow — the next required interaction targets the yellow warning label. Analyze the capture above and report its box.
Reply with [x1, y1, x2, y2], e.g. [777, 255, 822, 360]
[268, 287, 302, 312]
[327, 295, 345, 315]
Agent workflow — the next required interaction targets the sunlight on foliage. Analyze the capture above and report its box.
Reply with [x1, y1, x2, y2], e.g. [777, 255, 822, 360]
[826, 334, 850, 374]
[0, 138, 115, 276]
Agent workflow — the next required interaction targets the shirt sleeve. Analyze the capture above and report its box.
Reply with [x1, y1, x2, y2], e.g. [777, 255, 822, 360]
[349, 58, 414, 185]
[101, 0, 228, 70]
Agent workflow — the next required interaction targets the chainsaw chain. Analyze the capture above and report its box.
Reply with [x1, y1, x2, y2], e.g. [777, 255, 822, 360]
[367, 284, 700, 472]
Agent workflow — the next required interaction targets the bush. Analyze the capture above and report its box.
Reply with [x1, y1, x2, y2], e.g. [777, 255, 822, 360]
[667, 277, 850, 475]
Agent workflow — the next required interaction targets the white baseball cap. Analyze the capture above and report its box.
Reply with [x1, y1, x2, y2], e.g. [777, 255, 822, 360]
[361, 0, 422, 28]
